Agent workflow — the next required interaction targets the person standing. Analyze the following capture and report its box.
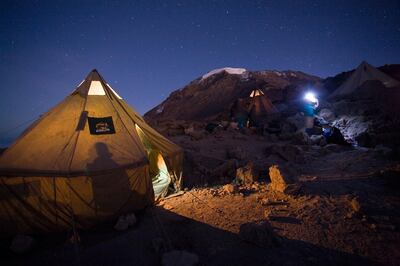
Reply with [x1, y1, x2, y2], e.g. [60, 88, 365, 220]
[303, 92, 319, 135]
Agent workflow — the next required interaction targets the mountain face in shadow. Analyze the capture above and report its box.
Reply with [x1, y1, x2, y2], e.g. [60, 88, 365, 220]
[145, 64, 400, 124]
[144, 68, 322, 122]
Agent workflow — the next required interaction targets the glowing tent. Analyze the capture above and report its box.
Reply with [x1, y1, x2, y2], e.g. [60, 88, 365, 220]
[330, 61, 400, 98]
[0, 70, 182, 235]
[248, 89, 277, 127]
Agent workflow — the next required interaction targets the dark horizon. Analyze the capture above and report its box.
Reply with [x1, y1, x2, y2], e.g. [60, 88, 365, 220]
[1, 0, 399, 146]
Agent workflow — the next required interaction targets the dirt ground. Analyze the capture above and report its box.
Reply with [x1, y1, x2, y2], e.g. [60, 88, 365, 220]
[2, 130, 400, 266]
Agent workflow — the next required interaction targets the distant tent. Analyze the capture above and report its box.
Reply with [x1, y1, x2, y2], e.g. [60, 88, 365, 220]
[0, 70, 182, 235]
[249, 88, 264, 97]
[330, 61, 400, 98]
[248, 89, 277, 127]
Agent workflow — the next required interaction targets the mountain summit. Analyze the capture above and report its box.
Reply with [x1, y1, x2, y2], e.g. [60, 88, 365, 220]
[145, 68, 322, 122]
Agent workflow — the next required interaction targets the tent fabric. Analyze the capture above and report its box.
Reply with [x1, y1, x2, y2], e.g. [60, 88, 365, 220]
[248, 89, 277, 126]
[249, 88, 264, 98]
[330, 61, 400, 98]
[0, 70, 182, 235]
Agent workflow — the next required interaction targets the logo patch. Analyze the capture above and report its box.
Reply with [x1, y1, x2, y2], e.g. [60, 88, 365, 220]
[88, 117, 116, 135]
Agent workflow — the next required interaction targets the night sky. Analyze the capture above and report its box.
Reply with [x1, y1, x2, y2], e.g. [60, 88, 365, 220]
[0, 0, 399, 146]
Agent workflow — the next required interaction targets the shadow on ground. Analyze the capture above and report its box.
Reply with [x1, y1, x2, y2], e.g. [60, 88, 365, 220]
[2, 206, 373, 266]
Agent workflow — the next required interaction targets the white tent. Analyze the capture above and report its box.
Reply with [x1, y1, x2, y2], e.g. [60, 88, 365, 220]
[330, 61, 400, 98]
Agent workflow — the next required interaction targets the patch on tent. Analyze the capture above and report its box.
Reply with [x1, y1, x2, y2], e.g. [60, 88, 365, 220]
[88, 117, 116, 135]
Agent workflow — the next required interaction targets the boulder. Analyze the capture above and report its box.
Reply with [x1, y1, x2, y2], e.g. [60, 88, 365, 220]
[239, 221, 280, 247]
[162, 250, 199, 266]
[10, 234, 34, 254]
[350, 197, 361, 213]
[318, 108, 336, 122]
[222, 184, 238, 194]
[332, 115, 370, 143]
[236, 162, 259, 184]
[309, 135, 324, 145]
[268, 164, 300, 194]
[355, 132, 376, 148]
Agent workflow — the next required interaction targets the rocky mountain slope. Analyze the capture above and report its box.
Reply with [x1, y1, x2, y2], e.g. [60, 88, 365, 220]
[144, 67, 322, 122]
[145, 64, 400, 124]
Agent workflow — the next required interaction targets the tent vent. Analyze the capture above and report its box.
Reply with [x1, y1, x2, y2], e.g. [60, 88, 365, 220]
[88, 81, 106, 95]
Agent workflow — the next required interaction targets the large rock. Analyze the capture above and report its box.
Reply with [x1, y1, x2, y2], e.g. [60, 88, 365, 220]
[309, 135, 325, 145]
[355, 132, 376, 148]
[350, 197, 361, 213]
[222, 184, 238, 194]
[236, 162, 259, 184]
[239, 221, 280, 247]
[332, 115, 371, 142]
[10, 234, 34, 254]
[268, 164, 300, 194]
[162, 250, 199, 266]
[318, 108, 336, 122]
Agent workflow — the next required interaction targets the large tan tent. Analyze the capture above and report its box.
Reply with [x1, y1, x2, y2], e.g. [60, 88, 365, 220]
[330, 61, 400, 98]
[0, 70, 182, 235]
[248, 89, 277, 127]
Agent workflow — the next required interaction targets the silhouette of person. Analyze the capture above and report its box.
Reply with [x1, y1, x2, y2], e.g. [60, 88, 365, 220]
[86, 142, 132, 214]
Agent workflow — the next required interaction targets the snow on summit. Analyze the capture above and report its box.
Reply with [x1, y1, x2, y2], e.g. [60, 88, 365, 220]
[201, 67, 247, 80]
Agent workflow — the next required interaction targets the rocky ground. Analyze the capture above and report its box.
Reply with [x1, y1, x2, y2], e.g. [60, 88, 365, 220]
[3, 126, 399, 266]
